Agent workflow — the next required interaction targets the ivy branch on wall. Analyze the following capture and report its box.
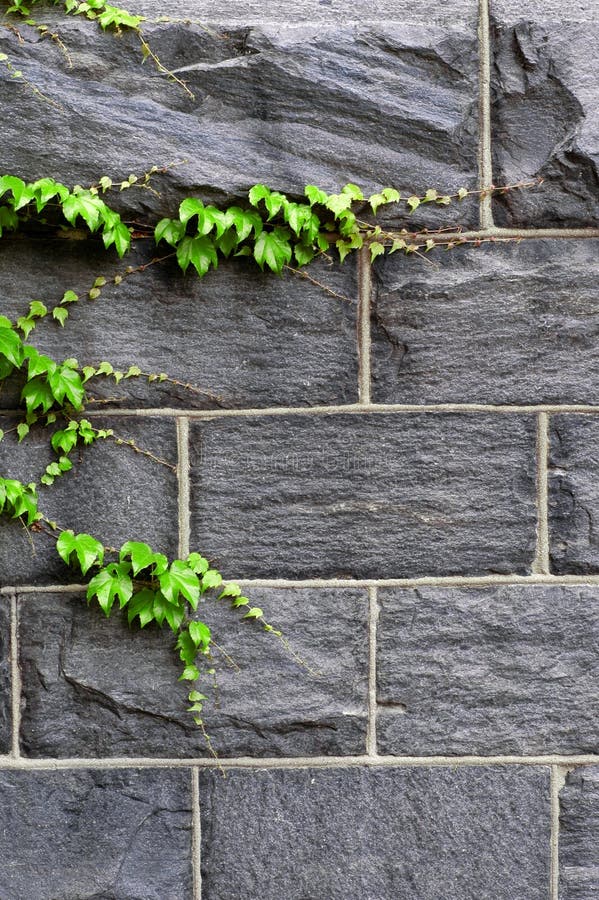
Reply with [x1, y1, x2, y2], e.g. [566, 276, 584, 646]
[0, 0, 542, 749]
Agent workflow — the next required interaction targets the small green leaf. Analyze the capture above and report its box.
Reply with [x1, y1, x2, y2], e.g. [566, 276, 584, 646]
[52, 307, 69, 327]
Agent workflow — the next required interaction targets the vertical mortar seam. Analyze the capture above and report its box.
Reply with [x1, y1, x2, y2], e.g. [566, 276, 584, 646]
[357, 245, 372, 404]
[478, 0, 494, 228]
[533, 412, 550, 575]
[550, 764, 564, 900]
[9, 593, 21, 758]
[177, 417, 191, 559]
[191, 766, 202, 900]
[366, 586, 378, 756]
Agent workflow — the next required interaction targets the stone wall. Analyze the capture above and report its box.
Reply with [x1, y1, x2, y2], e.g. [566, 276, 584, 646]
[0, 0, 598, 897]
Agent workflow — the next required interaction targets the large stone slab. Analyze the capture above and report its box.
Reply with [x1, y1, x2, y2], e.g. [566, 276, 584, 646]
[189, 413, 537, 579]
[0, 239, 359, 410]
[0, 14, 479, 221]
[491, 5, 599, 226]
[0, 768, 192, 899]
[560, 767, 599, 900]
[18, 588, 368, 758]
[377, 585, 599, 756]
[198, 765, 550, 899]
[371, 241, 599, 405]
[549, 416, 599, 574]
[0, 416, 178, 586]
[0, 598, 10, 754]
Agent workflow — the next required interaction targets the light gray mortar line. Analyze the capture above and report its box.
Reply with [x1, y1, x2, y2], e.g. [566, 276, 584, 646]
[477, 0, 494, 229]
[9, 573, 599, 595]
[176, 417, 191, 559]
[357, 245, 372, 404]
[366, 587, 378, 756]
[9, 594, 21, 758]
[191, 768, 202, 900]
[550, 765, 564, 900]
[4, 401, 599, 420]
[532, 412, 551, 575]
[0, 754, 598, 771]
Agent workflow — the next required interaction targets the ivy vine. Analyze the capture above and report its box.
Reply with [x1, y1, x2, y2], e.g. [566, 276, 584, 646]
[0, 0, 542, 751]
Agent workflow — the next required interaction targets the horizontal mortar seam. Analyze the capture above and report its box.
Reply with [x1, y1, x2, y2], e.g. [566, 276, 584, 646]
[0, 754, 594, 770]
[9, 574, 599, 594]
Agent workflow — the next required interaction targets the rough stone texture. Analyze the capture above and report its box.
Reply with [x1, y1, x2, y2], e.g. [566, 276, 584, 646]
[189, 413, 537, 579]
[0, 15, 479, 222]
[198, 766, 551, 900]
[491, 12, 599, 226]
[0, 240, 358, 410]
[0, 599, 10, 754]
[18, 589, 368, 758]
[0, 768, 192, 899]
[549, 416, 599, 574]
[377, 585, 599, 756]
[0, 416, 178, 586]
[371, 241, 599, 405]
[132, 0, 478, 24]
[560, 767, 599, 900]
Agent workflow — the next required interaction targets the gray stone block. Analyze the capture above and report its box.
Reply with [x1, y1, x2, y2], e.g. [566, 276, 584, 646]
[0, 598, 10, 754]
[198, 765, 550, 900]
[131, 0, 478, 24]
[0, 17, 479, 221]
[549, 416, 599, 574]
[560, 767, 599, 900]
[0, 768, 192, 899]
[0, 239, 358, 410]
[18, 588, 368, 758]
[371, 241, 599, 405]
[377, 585, 599, 756]
[0, 417, 178, 586]
[491, 13, 599, 226]
[189, 413, 537, 578]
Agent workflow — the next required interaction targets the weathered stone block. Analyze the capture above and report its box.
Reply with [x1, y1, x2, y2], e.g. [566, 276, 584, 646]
[491, 8, 599, 226]
[189, 413, 537, 578]
[0, 598, 10, 754]
[0, 16, 479, 220]
[0, 417, 178, 586]
[0, 240, 358, 410]
[18, 588, 368, 758]
[549, 416, 599, 574]
[560, 767, 599, 900]
[377, 585, 599, 756]
[199, 765, 550, 899]
[0, 768, 192, 899]
[371, 241, 599, 405]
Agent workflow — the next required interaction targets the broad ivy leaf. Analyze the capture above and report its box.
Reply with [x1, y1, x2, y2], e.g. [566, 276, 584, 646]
[87, 562, 133, 616]
[304, 185, 328, 206]
[159, 560, 200, 608]
[187, 552, 209, 575]
[155, 217, 186, 247]
[253, 227, 292, 273]
[120, 540, 156, 575]
[127, 588, 156, 627]
[48, 366, 85, 408]
[176, 235, 218, 277]
[0, 326, 23, 367]
[200, 569, 223, 594]
[227, 207, 262, 241]
[189, 620, 211, 650]
[57, 530, 104, 575]
[21, 377, 55, 413]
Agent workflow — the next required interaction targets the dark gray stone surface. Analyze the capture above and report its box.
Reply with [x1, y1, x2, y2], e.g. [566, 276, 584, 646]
[491, 13, 599, 227]
[189, 413, 537, 579]
[549, 416, 599, 574]
[0, 416, 178, 586]
[0, 598, 10, 754]
[18, 588, 368, 758]
[0, 239, 359, 410]
[0, 768, 192, 899]
[0, 15, 479, 224]
[199, 765, 551, 900]
[377, 585, 599, 756]
[371, 241, 599, 405]
[560, 767, 599, 900]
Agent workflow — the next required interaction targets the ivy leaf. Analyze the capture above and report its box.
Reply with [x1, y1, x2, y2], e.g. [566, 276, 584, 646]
[159, 560, 200, 609]
[62, 192, 104, 231]
[87, 562, 133, 615]
[16, 422, 29, 442]
[119, 540, 156, 575]
[57, 530, 104, 575]
[178, 664, 200, 682]
[0, 326, 23, 368]
[407, 196, 420, 212]
[243, 606, 264, 619]
[155, 217, 186, 247]
[227, 207, 263, 241]
[304, 185, 328, 206]
[200, 569, 223, 594]
[127, 588, 156, 627]
[176, 629, 198, 666]
[324, 193, 353, 217]
[47, 366, 85, 408]
[294, 243, 315, 266]
[21, 377, 55, 414]
[53, 307, 69, 327]
[102, 221, 131, 257]
[369, 241, 385, 262]
[341, 183, 364, 201]
[187, 552, 209, 575]
[189, 620, 211, 651]
[217, 582, 241, 600]
[176, 235, 218, 277]
[253, 227, 292, 273]
[179, 198, 205, 228]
